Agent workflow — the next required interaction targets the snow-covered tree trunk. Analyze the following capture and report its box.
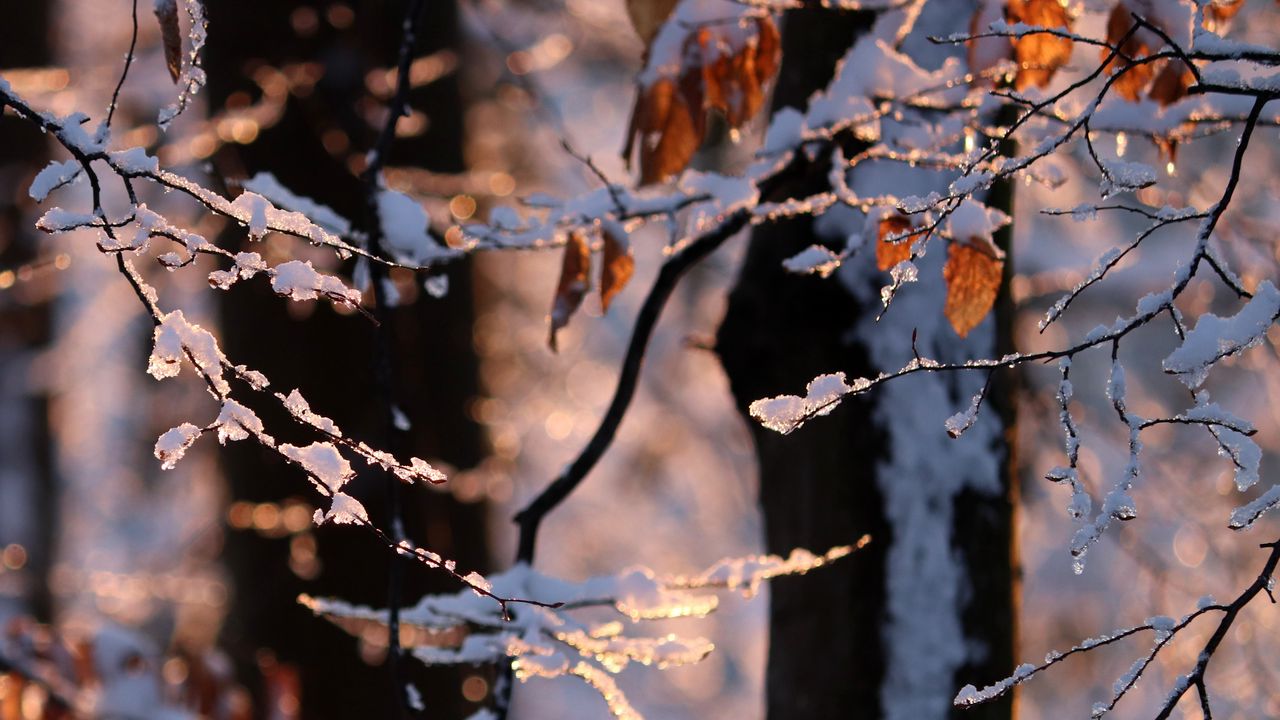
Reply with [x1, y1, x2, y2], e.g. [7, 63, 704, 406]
[717, 6, 1017, 719]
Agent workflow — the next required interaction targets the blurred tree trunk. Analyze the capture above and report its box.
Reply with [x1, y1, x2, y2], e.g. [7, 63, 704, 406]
[204, 2, 489, 717]
[0, 3, 56, 622]
[716, 8, 1017, 720]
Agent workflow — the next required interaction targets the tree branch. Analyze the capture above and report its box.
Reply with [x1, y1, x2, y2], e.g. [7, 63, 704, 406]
[361, 1, 429, 715]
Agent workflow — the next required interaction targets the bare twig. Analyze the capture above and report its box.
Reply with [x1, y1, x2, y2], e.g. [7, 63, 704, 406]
[361, 1, 430, 715]
[105, 0, 140, 128]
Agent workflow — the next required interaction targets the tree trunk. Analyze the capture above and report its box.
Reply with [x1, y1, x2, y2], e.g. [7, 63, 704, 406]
[0, 2, 57, 623]
[204, 2, 490, 717]
[716, 8, 1017, 720]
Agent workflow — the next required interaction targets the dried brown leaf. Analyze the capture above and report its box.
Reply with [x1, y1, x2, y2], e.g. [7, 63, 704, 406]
[548, 231, 592, 351]
[754, 16, 781, 87]
[1103, 3, 1154, 101]
[636, 78, 702, 185]
[155, 0, 183, 83]
[600, 228, 635, 313]
[624, 16, 782, 185]
[943, 240, 1004, 338]
[1205, 0, 1243, 30]
[1007, 0, 1073, 90]
[733, 47, 764, 127]
[682, 61, 710, 141]
[700, 47, 732, 127]
[876, 214, 915, 271]
[1148, 60, 1193, 106]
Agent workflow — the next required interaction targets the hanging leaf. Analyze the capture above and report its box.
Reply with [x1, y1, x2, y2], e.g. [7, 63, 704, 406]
[1204, 0, 1244, 30]
[755, 16, 782, 98]
[943, 239, 1004, 338]
[1148, 60, 1194, 106]
[698, 17, 780, 128]
[1006, 0, 1074, 90]
[548, 231, 592, 352]
[600, 226, 635, 313]
[1154, 135, 1178, 169]
[1103, 3, 1155, 101]
[155, 0, 183, 83]
[625, 78, 702, 186]
[1103, 5, 1201, 109]
[876, 213, 915, 271]
[624, 13, 782, 184]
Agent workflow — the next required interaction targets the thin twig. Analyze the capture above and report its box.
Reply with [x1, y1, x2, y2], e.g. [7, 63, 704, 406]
[106, 0, 140, 128]
[1154, 539, 1280, 718]
[361, 1, 429, 716]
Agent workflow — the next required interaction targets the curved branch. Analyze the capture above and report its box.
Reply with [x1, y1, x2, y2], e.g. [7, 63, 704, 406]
[1154, 540, 1280, 719]
[510, 147, 804, 563]
[512, 208, 750, 564]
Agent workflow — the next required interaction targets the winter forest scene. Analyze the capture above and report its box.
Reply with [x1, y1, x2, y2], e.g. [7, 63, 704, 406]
[3, 0, 1280, 717]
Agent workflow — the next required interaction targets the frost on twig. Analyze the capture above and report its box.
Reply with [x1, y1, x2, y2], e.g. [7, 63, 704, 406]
[749, 372, 867, 434]
[153, 422, 201, 470]
[1162, 280, 1280, 389]
[944, 382, 987, 439]
[146, 310, 230, 394]
[782, 244, 847, 277]
[300, 540, 865, 719]
[958, 540, 1280, 716]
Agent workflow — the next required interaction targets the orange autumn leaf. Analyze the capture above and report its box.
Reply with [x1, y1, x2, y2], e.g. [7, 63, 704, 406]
[600, 227, 635, 313]
[626, 77, 702, 185]
[1103, 3, 1154, 101]
[1006, 0, 1074, 90]
[2, 672, 23, 720]
[548, 231, 592, 351]
[755, 16, 782, 90]
[155, 0, 183, 83]
[943, 240, 1004, 338]
[1104, 4, 1202, 105]
[699, 17, 779, 128]
[624, 15, 782, 184]
[876, 213, 915, 271]
[1205, 0, 1243, 30]
[699, 47, 736, 130]
[1148, 59, 1194, 106]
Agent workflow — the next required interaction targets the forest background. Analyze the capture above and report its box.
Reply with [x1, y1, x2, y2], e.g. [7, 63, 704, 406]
[1, 1, 1279, 719]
